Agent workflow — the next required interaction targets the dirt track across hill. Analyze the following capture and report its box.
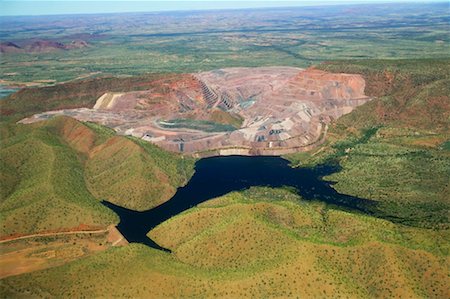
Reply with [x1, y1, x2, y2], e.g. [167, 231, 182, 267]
[0, 225, 128, 278]
[0, 228, 109, 244]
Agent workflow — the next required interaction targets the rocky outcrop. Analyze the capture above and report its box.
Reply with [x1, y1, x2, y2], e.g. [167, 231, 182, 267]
[25, 40, 66, 53]
[0, 39, 89, 54]
[0, 42, 22, 53]
[65, 40, 89, 49]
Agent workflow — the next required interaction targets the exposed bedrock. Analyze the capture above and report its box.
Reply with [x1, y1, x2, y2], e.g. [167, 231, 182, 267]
[21, 67, 371, 156]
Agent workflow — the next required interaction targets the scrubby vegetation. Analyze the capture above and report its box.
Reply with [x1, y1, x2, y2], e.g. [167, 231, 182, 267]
[86, 135, 195, 210]
[1, 188, 447, 298]
[0, 116, 195, 236]
[0, 119, 118, 236]
[287, 58, 450, 229]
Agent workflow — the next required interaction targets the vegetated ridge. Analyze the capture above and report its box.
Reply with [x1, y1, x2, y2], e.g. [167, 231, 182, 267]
[1, 188, 447, 298]
[0, 116, 194, 237]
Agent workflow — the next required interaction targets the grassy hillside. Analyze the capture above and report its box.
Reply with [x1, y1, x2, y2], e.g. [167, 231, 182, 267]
[86, 135, 195, 210]
[1, 188, 447, 298]
[0, 116, 194, 236]
[287, 59, 450, 229]
[0, 119, 118, 237]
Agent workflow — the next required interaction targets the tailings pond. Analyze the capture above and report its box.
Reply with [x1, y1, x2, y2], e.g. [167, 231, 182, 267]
[0, 85, 19, 99]
[103, 156, 378, 251]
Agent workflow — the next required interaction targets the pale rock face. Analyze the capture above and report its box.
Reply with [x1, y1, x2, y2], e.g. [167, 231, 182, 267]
[21, 67, 371, 156]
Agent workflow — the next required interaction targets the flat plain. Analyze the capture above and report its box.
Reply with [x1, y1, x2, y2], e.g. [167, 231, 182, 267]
[1, 2, 449, 85]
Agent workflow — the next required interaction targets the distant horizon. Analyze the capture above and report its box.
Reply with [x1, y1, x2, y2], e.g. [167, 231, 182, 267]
[1, 0, 448, 17]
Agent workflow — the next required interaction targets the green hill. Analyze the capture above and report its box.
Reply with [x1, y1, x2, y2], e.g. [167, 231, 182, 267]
[0, 116, 194, 237]
[85, 135, 194, 210]
[1, 188, 447, 298]
[0, 118, 117, 236]
[287, 59, 450, 229]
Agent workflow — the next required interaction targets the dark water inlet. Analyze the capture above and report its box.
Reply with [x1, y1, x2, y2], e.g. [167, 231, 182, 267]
[102, 156, 378, 251]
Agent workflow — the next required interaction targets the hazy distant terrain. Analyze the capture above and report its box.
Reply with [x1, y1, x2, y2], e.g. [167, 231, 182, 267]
[1, 2, 449, 84]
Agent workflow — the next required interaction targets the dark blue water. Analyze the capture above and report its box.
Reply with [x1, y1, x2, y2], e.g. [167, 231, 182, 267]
[103, 156, 378, 251]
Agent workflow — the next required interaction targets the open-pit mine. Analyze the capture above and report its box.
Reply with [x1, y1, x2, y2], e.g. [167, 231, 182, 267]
[21, 67, 371, 156]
